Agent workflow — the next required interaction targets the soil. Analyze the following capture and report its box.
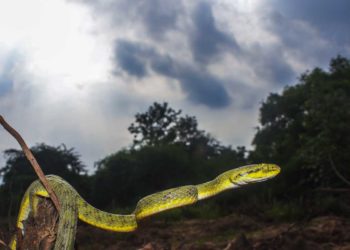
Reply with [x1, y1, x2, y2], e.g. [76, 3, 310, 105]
[1, 214, 349, 249]
[74, 214, 350, 250]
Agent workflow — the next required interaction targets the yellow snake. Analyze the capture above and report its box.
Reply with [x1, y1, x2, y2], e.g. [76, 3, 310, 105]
[10, 163, 280, 249]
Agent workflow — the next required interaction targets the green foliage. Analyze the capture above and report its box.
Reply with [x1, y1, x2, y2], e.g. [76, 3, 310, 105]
[92, 144, 246, 209]
[93, 145, 193, 208]
[92, 102, 248, 210]
[251, 55, 350, 193]
[0, 143, 90, 216]
[128, 102, 205, 147]
[128, 102, 224, 157]
[1, 55, 350, 222]
[128, 102, 183, 147]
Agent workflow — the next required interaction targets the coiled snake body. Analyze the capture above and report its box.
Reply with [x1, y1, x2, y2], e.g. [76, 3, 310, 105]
[10, 163, 280, 249]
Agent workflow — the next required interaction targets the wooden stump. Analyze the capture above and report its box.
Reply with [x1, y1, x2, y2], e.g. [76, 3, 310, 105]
[20, 198, 58, 250]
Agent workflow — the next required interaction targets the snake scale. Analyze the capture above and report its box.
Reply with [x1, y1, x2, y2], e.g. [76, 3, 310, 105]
[10, 163, 280, 249]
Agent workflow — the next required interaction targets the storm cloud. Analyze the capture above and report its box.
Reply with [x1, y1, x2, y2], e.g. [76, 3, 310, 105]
[0, 72, 13, 97]
[0, 53, 18, 97]
[115, 40, 150, 78]
[243, 43, 296, 85]
[139, 0, 183, 39]
[114, 40, 231, 108]
[269, 0, 350, 46]
[1, 0, 349, 171]
[149, 51, 231, 108]
[190, 1, 240, 64]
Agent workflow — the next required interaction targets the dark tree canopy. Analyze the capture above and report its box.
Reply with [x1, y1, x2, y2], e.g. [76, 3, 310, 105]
[90, 102, 249, 209]
[0, 143, 89, 216]
[1, 55, 349, 220]
[251, 55, 350, 192]
[1, 143, 86, 182]
[330, 54, 350, 73]
[93, 143, 247, 209]
[128, 102, 205, 147]
[128, 102, 226, 157]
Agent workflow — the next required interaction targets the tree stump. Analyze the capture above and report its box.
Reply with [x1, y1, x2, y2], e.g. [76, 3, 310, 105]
[19, 198, 58, 250]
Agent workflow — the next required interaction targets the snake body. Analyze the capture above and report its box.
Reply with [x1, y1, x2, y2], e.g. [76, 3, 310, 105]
[10, 163, 280, 249]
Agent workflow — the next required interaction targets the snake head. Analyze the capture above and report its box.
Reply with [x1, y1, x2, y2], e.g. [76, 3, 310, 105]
[229, 163, 280, 186]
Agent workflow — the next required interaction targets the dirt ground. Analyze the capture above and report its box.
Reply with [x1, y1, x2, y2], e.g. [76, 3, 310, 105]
[75, 214, 350, 250]
[1, 214, 350, 249]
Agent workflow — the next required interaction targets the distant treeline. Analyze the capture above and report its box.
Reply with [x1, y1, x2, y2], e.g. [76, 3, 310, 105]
[1, 56, 350, 221]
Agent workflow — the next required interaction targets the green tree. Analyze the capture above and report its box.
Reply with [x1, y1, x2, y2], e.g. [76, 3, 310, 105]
[86, 100, 249, 211]
[128, 102, 223, 154]
[0, 143, 90, 216]
[250, 56, 350, 193]
[93, 145, 193, 209]
[93, 143, 247, 210]
[93, 102, 248, 210]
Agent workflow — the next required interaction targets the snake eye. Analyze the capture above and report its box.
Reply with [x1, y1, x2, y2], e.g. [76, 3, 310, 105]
[229, 175, 239, 186]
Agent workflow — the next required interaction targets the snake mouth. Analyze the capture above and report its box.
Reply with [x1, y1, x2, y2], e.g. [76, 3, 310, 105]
[229, 166, 280, 186]
[230, 176, 274, 187]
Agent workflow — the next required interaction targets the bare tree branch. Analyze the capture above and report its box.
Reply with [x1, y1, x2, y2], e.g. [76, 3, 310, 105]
[0, 115, 61, 211]
[329, 154, 350, 187]
[315, 188, 350, 193]
[0, 239, 10, 249]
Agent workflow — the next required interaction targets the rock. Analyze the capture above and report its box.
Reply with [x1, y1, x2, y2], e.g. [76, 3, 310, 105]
[138, 242, 155, 250]
[224, 233, 252, 250]
[138, 242, 166, 250]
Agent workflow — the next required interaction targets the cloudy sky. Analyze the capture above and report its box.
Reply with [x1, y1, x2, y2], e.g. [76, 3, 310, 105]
[0, 0, 349, 173]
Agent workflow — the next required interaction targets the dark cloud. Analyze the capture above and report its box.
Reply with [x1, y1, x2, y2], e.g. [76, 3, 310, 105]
[0, 74, 13, 97]
[72, 0, 182, 39]
[114, 40, 151, 78]
[266, 11, 314, 49]
[138, 0, 183, 39]
[76, 0, 241, 64]
[190, 1, 239, 64]
[177, 67, 231, 108]
[247, 44, 296, 85]
[150, 54, 176, 77]
[269, 0, 350, 45]
[0, 54, 17, 96]
[113, 40, 231, 108]
[263, 10, 342, 68]
[261, 54, 295, 85]
[150, 55, 231, 107]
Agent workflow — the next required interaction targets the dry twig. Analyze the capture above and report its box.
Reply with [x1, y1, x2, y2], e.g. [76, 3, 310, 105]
[0, 239, 10, 249]
[0, 115, 60, 211]
[329, 155, 350, 187]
